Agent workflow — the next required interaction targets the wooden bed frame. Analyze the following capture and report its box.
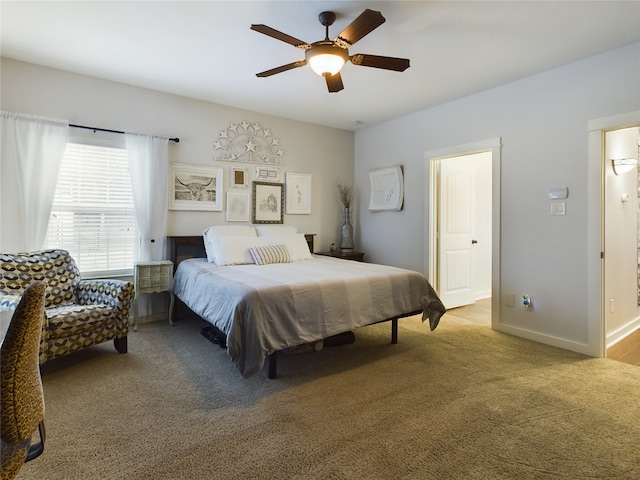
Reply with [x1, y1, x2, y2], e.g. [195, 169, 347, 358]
[167, 234, 420, 379]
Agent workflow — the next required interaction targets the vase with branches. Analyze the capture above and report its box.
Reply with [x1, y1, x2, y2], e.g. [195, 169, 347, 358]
[337, 183, 354, 250]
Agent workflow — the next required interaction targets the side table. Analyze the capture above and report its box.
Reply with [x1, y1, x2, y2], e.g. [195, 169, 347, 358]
[316, 250, 365, 262]
[133, 260, 175, 331]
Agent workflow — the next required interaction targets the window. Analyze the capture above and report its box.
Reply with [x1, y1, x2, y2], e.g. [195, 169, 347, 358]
[44, 138, 138, 277]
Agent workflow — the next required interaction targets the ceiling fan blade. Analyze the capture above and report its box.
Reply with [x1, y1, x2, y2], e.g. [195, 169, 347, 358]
[250, 24, 310, 49]
[325, 72, 344, 93]
[334, 9, 385, 48]
[350, 54, 410, 72]
[256, 60, 307, 78]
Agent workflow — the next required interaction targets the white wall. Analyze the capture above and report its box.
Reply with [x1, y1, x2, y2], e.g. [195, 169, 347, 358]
[354, 42, 640, 356]
[0, 58, 354, 253]
[605, 126, 640, 346]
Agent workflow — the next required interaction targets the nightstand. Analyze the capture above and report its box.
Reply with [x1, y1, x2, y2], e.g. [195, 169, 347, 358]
[133, 260, 175, 331]
[316, 250, 365, 262]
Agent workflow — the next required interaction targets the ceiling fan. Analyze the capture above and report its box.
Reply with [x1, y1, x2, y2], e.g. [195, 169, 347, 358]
[250, 9, 410, 93]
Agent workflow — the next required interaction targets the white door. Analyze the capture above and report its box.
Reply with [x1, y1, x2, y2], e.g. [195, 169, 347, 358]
[438, 156, 477, 308]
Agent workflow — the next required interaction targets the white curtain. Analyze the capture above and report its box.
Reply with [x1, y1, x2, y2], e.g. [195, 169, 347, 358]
[1, 111, 69, 253]
[125, 133, 169, 262]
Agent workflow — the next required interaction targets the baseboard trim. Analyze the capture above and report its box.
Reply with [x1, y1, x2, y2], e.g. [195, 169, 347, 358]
[494, 323, 596, 357]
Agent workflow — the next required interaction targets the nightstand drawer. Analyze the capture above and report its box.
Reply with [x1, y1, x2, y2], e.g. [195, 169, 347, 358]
[138, 264, 172, 278]
[137, 276, 171, 289]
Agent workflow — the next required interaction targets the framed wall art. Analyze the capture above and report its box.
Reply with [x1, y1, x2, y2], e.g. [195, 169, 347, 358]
[368, 165, 404, 212]
[229, 167, 248, 188]
[252, 181, 284, 224]
[255, 166, 281, 181]
[285, 172, 312, 215]
[169, 163, 223, 211]
[226, 192, 250, 222]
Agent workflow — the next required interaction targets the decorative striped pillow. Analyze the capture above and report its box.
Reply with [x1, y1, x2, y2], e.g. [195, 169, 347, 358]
[249, 244, 291, 265]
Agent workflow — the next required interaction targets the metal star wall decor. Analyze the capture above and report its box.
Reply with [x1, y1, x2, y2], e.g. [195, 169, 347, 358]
[213, 121, 285, 165]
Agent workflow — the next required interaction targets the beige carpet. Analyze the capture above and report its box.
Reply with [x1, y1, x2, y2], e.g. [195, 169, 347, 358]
[17, 310, 640, 480]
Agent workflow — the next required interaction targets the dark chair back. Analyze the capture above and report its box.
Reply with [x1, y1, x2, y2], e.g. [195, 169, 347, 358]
[1, 281, 47, 479]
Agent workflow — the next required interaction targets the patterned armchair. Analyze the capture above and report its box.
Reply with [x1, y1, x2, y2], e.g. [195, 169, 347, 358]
[0, 249, 134, 364]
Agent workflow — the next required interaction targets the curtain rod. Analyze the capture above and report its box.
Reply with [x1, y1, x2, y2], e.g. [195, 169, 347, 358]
[69, 123, 179, 143]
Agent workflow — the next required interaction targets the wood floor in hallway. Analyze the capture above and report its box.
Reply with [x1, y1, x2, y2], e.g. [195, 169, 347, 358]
[607, 329, 640, 367]
[445, 297, 491, 326]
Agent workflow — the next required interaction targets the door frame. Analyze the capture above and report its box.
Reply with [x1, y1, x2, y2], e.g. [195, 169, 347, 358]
[425, 138, 502, 327]
[587, 110, 640, 357]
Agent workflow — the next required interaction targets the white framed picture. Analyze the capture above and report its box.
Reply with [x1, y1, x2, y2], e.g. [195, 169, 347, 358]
[229, 167, 248, 188]
[255, 166, 281, 181]
[285, 172, 312, 215]
[226, 192, 250, 222]
[169, 163, 223, 211]
[368, 165, 404, 212]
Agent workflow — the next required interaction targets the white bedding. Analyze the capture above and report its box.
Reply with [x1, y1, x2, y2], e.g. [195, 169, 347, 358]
[170, 255, 446, 377]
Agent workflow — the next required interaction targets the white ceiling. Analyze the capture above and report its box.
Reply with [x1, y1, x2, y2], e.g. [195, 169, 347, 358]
[2, 1, 640, 131]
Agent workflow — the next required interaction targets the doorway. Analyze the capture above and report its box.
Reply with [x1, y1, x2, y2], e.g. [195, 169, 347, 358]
[425, 138, 501, 326]
[603, 125, 640, 365]
[586, 111, 640, 358]
[435, 152, 492, 308]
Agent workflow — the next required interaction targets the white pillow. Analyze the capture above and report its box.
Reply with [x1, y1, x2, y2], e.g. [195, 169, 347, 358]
[211, 236, 270, 266]
[255, 225, 298, 236]
[249, 244, 291, 265]
[263, 234, 312, 261]
[203, 226, 257, 263]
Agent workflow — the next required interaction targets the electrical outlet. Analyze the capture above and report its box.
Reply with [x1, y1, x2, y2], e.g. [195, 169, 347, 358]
[505, 294, 515, 307]
[523, 294, 533, 311]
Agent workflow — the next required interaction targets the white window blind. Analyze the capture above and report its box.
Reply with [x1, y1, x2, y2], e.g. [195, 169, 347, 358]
[44, 141, 138, 277]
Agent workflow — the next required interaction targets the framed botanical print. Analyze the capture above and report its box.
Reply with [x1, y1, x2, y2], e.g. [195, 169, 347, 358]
[285, 172, 312, 214]
[252, 181, 284, 224]
[226, 192, 250, 222]
[169, 163, 223, 211]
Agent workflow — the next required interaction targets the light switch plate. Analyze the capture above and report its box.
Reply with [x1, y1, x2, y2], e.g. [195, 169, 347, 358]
[551, 202, 566, 216]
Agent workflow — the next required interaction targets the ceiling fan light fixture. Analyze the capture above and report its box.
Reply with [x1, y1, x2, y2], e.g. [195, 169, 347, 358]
[252, 9, 410, 92]
[306, 44, 348, 76]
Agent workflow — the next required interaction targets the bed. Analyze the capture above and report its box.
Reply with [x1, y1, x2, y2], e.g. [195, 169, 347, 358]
[168, 228, 446, 379]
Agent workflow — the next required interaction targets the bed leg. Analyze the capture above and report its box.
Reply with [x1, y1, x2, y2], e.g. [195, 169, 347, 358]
[391, 318, 398, 344]
[268, 352, 277, 379]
